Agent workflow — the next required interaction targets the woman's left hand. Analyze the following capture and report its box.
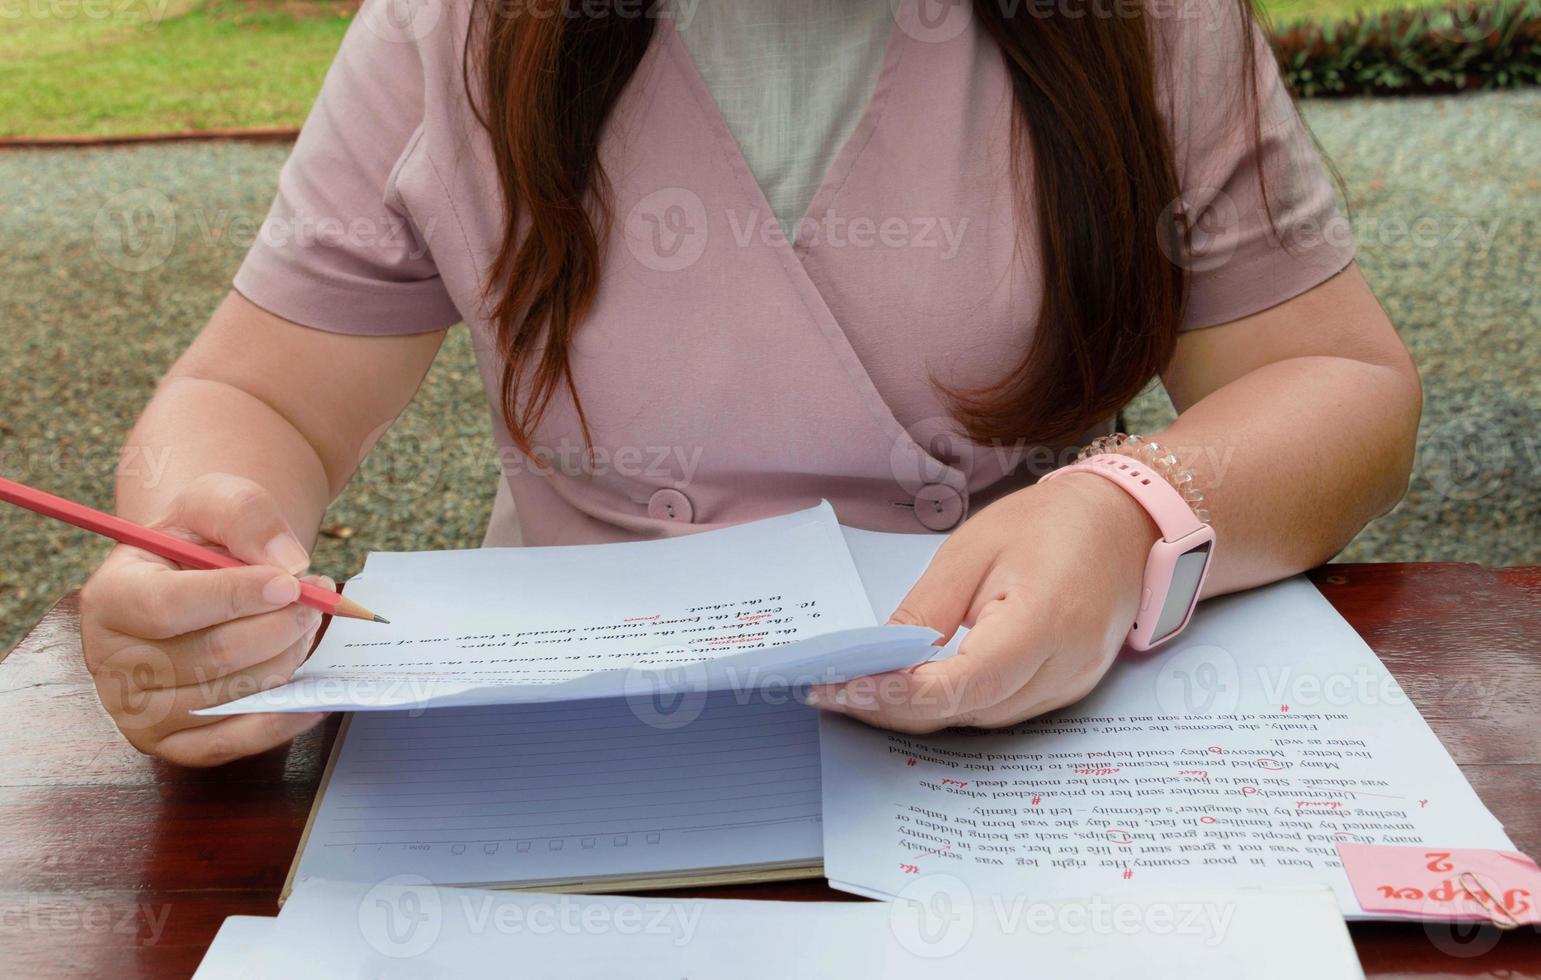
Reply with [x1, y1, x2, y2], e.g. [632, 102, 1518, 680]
[808, 473, 1161, 733]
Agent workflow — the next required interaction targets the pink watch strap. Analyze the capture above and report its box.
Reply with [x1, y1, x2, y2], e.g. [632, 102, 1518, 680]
[1040, 453, 1215, 651]
[1040, 453, 1204, 543]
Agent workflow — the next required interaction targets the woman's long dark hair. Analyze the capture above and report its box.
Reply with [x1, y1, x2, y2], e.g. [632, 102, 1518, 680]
[466, 0, 1267, 455]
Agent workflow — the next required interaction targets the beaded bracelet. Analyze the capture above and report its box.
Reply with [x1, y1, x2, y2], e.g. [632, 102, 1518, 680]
[1075, 433, 1212, 525]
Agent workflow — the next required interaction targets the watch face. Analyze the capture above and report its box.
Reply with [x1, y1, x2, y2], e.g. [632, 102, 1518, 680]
[1150, 540, 1212, 643]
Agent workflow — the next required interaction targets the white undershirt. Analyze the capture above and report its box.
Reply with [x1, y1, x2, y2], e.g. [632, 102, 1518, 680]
[671, 0, 893, 240]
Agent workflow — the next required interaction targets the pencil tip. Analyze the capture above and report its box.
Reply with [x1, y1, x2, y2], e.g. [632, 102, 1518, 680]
[373, 615, 391, 624]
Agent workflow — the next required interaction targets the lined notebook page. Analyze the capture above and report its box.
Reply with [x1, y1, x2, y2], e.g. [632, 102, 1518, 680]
[294, 691, 822, 888]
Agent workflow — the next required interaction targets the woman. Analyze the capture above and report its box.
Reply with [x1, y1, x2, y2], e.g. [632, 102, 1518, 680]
[81, 0, 1420, 765]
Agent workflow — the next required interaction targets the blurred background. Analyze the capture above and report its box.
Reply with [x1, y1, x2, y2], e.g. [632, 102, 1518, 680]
[1, 0, 1537, 651]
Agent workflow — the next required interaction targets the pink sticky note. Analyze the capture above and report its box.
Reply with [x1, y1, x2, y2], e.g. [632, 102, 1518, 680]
[1337, 843, 1541, 924]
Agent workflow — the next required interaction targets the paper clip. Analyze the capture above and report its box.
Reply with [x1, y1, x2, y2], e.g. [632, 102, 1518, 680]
[1457, 870, 1521, 930]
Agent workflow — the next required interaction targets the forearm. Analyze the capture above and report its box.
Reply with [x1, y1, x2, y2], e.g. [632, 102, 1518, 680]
[117, 376, 334, 548]
[1155, 354, 1421, 597]
[114, 291, 446, 548]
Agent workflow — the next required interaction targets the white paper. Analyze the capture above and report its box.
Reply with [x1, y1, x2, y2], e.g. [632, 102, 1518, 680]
[190, 916, 277, 980]
[839, 525, 947, 618]
[283, 526, 953, 891]
[219, 878, 1363, 979]
[291, 691, 822, 890]
[200, 503, 940, 715]
[821, 577, 1513, 917]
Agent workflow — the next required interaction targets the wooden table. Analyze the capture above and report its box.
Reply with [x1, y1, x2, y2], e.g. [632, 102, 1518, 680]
[1, 564, 1537, 978]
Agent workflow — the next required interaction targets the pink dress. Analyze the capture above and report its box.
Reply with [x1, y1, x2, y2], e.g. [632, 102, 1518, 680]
[234, 0, 1353, 546]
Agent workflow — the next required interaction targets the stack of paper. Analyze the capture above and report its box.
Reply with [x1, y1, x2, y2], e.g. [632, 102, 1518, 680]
[200, 503, 941, 714]
[820, 573, 1516, 918]
[273, 507, 948, 894]
[229, 504, 1510, 916]
[195, 879, 1365, 979]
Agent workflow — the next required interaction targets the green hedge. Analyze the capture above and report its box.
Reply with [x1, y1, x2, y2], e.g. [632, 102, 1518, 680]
[1273, 1, 1541, 96]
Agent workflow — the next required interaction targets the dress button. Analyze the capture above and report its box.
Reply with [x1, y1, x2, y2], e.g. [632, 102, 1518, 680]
[647, 488, 694, 523]
[913, 484, 964, 531]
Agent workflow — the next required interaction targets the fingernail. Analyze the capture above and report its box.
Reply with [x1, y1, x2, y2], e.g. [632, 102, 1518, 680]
[263, 574, 301, 606]
[307, 574, 336, 593]
[804, 687, 850, 715]
[265, 534, 309, 574]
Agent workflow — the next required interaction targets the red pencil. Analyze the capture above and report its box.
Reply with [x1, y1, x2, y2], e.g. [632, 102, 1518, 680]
[0, 475, 387, 623]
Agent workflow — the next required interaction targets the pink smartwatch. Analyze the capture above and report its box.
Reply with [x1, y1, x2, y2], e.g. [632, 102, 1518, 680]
[1040, 453, 1215, 651]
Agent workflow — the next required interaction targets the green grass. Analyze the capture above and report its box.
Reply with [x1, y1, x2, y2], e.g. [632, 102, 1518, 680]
[0, 0, 353, 137]
[0, 0, 1481, 138]
[1260, 0, 1424, 24]
[0, 0, 199, 61]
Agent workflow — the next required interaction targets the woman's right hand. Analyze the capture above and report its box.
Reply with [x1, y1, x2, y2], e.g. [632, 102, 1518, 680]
[79, 473, 329, 766]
